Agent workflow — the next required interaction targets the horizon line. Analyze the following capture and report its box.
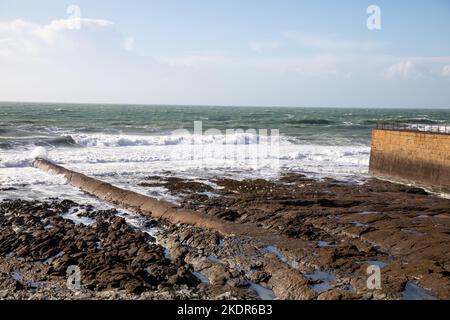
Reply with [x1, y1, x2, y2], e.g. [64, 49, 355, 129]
[1, 100, 450, 110]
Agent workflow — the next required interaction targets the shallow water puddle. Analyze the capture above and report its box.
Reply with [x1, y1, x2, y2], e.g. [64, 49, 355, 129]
[351, 221, 369, 227]
[344, 283, 355, 293]
[402, 282, 438, 300]
[207, 255, 220, 263]
[365, 260, 387, 268]
[10, 271, 22, 282]
[304, 270, 336, 294]
[163, 249, 171, 260]
[44, 251, 64, 265]
[118, 211, 159, 238]
[358, 211, 382, 215]
[196, 191, 221, 199]
[401, 228, 425, 236]
[263, 245, 302, 269]
[61, 208, 95, 226]
[192, 271, 209, 284]
[10, 271, 41, 289]
[248, 282, 276, 300]
[317, 241, 334, 247]
[192, 179, 223, 191]
[264, 245, 285, 260]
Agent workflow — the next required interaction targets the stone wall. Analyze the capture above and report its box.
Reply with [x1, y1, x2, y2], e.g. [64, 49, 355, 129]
[369, 129, 450, 193]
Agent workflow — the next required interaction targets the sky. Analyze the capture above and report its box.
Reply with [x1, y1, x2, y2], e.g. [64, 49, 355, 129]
[0, 0, 450, 107]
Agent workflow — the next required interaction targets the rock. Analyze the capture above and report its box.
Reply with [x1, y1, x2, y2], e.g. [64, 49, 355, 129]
[169, 244, 188, 264]
[318, 289, 342, 300]
[0, 289, 9, 299]
[264, 257, 315, 300]
[373, 292, 387, 300]
[167, 267, 200, 287]
[362, 292, 373, 299]
[227, 277, 249, 288]
[247, 270, 270, 283]
[122, 279, 146, 294]
[207, 264, 230, 286]
[3, 172, 450, 300]
[143, 220, 158, 228]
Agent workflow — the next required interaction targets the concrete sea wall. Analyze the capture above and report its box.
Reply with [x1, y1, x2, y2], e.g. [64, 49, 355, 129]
[369, 129, 450, 193]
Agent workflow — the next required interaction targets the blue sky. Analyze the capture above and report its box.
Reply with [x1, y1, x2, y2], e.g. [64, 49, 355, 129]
[1, 0, 450, 107]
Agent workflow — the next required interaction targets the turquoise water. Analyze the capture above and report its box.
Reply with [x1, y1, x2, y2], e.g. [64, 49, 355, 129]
[1, 102, 450, 202]
[2, 102, 450, 149]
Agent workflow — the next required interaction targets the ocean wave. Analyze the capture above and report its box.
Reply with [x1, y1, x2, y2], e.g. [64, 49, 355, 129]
[0, 135, 80, 149]
[400, 118, 446, 124]
[374, 118, 445, 125]
[360, 120, 379, 125]
[286, 119, 334, 125]
[72, 132, 288, 147]
[36, 135, 79, 147]
[0, 158, 31, 168]
[360, 118, 446, 125]
[0, 142, 14, 150]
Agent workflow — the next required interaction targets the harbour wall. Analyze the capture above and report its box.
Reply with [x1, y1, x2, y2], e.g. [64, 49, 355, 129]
[369, 129, 450, 194]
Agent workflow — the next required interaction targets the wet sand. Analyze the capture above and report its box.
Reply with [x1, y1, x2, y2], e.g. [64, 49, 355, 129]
[0, 174, 449, 300]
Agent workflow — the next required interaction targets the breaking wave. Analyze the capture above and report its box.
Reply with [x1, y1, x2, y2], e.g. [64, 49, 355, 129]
[72, 132, 288, 147]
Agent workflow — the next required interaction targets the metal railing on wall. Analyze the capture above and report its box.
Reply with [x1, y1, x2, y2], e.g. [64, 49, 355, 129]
[376, 121, 450, 135]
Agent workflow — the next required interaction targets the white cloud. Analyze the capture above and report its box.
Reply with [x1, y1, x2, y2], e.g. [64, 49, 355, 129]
[382, 57, 450, 79]
[249, 40, 280, 53]
[123, 36, 135, 51]
[0, 18, 113, 55]
[159, 52, 231, 67]
[283, 31, 383, 51]
[1, 17, 450, 107]
[34, 18, 112, 43]
[253, 54, 341, 77]
[159, 52, 347, 78]
[442, 65, 450, 77]
[0, 19, 33, 33]
[384, 60, 419, 79]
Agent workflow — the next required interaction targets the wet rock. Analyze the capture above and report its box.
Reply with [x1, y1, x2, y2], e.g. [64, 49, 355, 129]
[207, 264, 230, 286]
[264, 256, 315, 300]
[167, 267, 200, 287]
[174, 174, 450, 300]
[140, 177, 214, 194]
[247, 270, 271, 283]
[168, 244, 188, 264]
[0, 289, 8, 298]
[0, 199, 202, 299]
[227, 277, 249, 288]
[318, 289, 348, 300]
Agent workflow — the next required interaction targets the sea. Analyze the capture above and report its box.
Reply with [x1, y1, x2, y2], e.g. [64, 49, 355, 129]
[1, 102, 450, 204]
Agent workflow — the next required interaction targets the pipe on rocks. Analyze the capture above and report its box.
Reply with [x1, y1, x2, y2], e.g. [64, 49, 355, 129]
[31, 159, 352, 299]
[32, 158, 311, 260]
[32, 158, 236, 234]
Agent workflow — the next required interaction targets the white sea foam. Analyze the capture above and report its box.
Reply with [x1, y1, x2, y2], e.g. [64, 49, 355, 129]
[72, 132, 284, 147]
[30, 147, 48, 160]
[0, 132, 370, 202]
[0, 158, 31, 168]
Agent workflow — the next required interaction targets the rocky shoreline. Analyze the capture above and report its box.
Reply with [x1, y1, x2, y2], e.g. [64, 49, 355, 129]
[1, 174, 449, 300]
